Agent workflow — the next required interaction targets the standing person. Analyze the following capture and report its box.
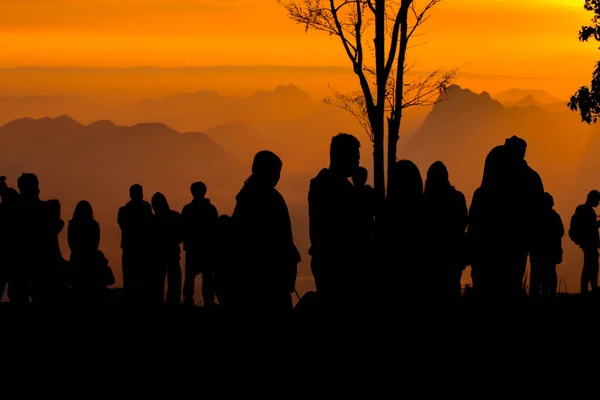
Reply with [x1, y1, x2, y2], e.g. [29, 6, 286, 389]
[0, 177, 19, 301]
[352, 166, 376, 264]
[151, 192, 184, 305]
[377, 160, 425, 305]
[423, 161, 468, 302]
[181, 182, 219, 307]
[529, 193, 564, 299]
[230, 150, 300, 309]
[308, 134, 362, 307]
[16, 173, 66, 303]
[568, 190, 600, 295]
[117, 184, 153, 303]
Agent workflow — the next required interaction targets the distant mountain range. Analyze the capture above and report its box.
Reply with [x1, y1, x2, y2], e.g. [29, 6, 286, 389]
[1, 82, 598, 292]
[492, 88, 562, 105]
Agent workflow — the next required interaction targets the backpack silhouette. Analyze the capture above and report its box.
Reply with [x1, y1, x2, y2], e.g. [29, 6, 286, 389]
[569, 208, 585, 246]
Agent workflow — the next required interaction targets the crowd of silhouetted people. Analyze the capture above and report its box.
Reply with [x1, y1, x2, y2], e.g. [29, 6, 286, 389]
[1, 132, 600, 307]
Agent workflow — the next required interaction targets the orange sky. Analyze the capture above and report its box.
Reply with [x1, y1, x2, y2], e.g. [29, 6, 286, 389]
[0, 0, 597, 85]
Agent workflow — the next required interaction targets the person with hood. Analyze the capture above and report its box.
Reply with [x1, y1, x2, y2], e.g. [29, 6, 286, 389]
[308, 133, 362, 307]
[230, 150, 300, 309]
[467, 145, 525, 301]
[181, 181, 219, 307]
[423, 161, 468, 302]
[377, 160, 425, 304]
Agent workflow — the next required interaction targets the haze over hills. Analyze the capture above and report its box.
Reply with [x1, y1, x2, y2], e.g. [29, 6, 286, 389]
[1, 81, 599, 294]
[401, 84, 599, 289]
[492, 89, 563, 105]
[0, 116, 250, 292]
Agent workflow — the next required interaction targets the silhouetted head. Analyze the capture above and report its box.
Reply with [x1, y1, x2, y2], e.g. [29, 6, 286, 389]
[352, 167, 368, 187]
[330, 133, 360, 178]
[504, 135, 527, 160]
[17, 173, 40, 199]
[190, 181, 207, 199]
[481, 145, 508, 190]
[151, 192, 170, 214]
[250, 150, 282, 188]
[72, 200, 94, 221]
[388, 160, 423, 202]
[542, 192, 554, 209]
[587, 190, 600, 208]
[425, 161, 452, 196]
[129, 184, 143, 201]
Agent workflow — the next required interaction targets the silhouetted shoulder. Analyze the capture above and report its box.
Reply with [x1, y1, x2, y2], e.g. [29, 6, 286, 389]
[310, 168, 333, 189]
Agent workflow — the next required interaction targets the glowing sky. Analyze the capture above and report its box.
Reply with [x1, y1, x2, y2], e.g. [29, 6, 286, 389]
[0, 0, 597, 80]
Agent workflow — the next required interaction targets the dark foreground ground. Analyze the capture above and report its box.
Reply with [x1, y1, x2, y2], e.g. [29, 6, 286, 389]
[0, 287, 595, 307]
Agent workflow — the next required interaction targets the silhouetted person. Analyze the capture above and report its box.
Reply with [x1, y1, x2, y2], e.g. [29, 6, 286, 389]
[378, 160, 425, 304]
[16, 173, 66, 303]
[0, 177, 20, 301]
[529, 193, 563, 299]
[504, 136, 545, 285]
[569, 190, 600, 295]
[423, 161, 468, 302]
[151, 192, 184, 305]
[467, 145, 528, 301]
[213, 214, 232, 307]
[230, 150, 300, 309]
[352, 166, 376, 261]
[309, 133, 362, 306]
[67, 200, 115, 304]
[181, 181, 219, 307]
[117, 184, 153, 303]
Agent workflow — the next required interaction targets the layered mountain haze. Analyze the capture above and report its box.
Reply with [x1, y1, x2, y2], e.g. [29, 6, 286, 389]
[401, 85, 600, 289]
[2, 81, 599, 296]
[493, 89, 562, 105]
[0, 116, 251, 293]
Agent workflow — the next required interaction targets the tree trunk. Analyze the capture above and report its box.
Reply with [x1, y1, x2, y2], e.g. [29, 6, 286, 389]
[373, 123, 385, 202]
[387, 3, 410, 193]
[374, 0, 387, 200]
[386, 116, 400, 190]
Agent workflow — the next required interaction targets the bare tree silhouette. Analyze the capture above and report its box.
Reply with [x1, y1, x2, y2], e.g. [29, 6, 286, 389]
[279, 0, 456, 196]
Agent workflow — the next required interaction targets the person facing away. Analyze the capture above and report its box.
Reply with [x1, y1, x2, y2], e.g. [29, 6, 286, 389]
[151, 192, 184, 305]
[467, 145, 527, 301]
[0, 177, 20, 301]
[569, 190, 600, 295]
[377, 159, 425, 304]
[117, 184, 153, 302]
[181, 181, 219, 307]
[308, 133, 362, 306]
[422, 161, 468, 302]
[16, 173, 66, 303]
[352, 166, 376, 259]
[529, 193, 563, 299]
[67, 200, 115, 304]
[230, 150, 300, 309]
[503, 135, 545, 290]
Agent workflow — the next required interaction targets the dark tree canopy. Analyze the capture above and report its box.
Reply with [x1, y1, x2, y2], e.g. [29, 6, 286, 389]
[569, 0, 600, 123]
